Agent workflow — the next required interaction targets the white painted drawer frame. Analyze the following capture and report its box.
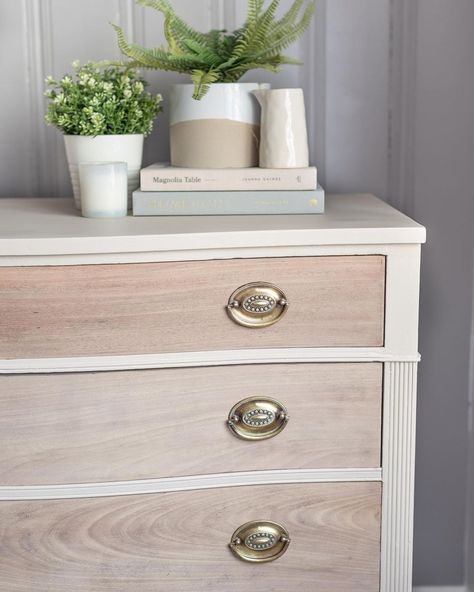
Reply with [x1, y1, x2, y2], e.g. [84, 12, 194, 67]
[0, 240, 422, 592]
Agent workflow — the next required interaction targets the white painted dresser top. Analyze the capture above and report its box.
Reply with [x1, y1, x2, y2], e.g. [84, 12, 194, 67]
[0, 194, 426, 257]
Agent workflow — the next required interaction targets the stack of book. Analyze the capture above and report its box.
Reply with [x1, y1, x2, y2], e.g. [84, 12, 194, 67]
[132, 163, 324, 216]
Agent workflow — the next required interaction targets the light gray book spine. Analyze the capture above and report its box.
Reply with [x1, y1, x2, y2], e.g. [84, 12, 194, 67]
[133, 187, 325, 216]
[140, 164, 317, 192]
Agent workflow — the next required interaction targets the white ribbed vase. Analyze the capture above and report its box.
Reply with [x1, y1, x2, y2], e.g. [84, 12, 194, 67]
[64, 134, 144, 209]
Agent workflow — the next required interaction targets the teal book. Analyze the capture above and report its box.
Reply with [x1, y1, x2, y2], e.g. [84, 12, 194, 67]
[132, 186, 325, 216]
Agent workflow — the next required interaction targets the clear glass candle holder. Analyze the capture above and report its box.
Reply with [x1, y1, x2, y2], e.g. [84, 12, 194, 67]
[79, 161, 128, 218]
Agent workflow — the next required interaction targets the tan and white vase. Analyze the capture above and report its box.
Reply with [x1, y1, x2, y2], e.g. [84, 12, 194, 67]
[64, 134, 144, 209]
[253, 88, 309, 169]
[169, 83, 270, 169]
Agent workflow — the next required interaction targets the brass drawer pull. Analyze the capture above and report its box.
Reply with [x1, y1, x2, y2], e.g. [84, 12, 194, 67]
[226, 282, 288, 328]
[229, 520, 291, 563]
[227, 396, 289, 441]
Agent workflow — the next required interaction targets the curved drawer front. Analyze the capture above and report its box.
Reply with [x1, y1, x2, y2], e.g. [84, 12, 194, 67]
[0, 256, 385, 359]
[0, 483, 381, 592]
[0, 363, 382, 486]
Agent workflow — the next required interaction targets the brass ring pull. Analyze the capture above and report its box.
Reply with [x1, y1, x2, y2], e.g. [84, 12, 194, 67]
[229, 521, 291, 563]
[226, 282, 288, 328]
[227, 397, 289, 441]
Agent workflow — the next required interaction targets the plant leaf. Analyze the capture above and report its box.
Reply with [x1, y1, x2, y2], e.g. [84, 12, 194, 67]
[111, 0, 316, 96]
[190, 69, 221, 100]
[183, 39, 222, 66]
[136, 0, 210, 46]
[113, 25, 205, 71]
[250, 0, 316, 60]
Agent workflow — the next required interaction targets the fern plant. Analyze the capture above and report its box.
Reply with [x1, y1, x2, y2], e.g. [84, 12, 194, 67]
[113, 0, 315, 100]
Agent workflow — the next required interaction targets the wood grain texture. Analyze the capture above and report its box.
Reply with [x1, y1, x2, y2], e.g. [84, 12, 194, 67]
[0, 363, 382, 486]
[0, 256, 385, 359]
[0, 483, 381, 592]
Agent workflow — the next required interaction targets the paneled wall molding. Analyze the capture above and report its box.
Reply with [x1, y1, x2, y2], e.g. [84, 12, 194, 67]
[210, 0, 225, 30]
[323, 1, 390, 198]
[21, 0, 58, 195]
[387, 0, 419, 214]
[118, 0, 136, 42]
[301, 0, 326, 183]
[222, 0, 237, 31]
[118, 0, 146, 47]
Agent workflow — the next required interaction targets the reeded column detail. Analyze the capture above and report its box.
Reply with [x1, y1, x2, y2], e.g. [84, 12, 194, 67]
[381, 362, 418, 591]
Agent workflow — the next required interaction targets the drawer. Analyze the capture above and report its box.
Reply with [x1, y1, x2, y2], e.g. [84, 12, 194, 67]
[0, 482, 381, 591]
[0, 256, 385, 359]
[0, 363, 382, 486]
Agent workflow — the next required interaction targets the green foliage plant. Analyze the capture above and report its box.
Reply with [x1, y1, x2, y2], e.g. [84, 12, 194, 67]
[44, 61, 163, 136]
[113, 0, 316, 100]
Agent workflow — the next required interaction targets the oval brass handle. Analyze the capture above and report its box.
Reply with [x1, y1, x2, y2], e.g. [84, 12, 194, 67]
[226, 282, 288, 328]
[227, 397, 289, 441]
[229, 520, 291, 563]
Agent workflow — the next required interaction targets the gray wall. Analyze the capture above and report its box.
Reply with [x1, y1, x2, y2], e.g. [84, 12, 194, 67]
[1, 0, 474, 586]
[469, 264, 474, 592]
[408, 1, 474, 585]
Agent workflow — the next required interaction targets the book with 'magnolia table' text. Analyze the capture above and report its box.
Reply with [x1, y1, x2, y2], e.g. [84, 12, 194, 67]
[140, 163, 318, 192]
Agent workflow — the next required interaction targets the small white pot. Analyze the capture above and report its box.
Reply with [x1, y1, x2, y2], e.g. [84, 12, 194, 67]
[64, 134, 144, 209]
[169, 82, 270, 169]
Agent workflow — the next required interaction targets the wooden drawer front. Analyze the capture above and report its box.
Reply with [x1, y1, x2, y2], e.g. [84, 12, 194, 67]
[0, 256, 385, 359]
[0, 363, 382, 486]
[0, 483, 381, 592]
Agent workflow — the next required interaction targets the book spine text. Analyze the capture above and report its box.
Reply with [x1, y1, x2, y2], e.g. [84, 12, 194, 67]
[140, 168, 317, 192]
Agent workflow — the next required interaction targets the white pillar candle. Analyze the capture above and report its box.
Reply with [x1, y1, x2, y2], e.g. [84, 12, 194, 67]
[79, 162, 128, 218]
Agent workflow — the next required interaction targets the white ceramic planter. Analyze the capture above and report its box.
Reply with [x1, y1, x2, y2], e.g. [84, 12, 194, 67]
[169, 83, 270, 169]
[64, 134, 144, 209]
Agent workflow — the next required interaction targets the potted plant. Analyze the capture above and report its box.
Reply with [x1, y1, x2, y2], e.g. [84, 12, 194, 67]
[113, 0, 315, 169]
[45, 61, 163, 208]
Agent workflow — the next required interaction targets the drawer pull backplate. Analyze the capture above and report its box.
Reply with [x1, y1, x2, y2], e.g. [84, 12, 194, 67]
[227, 397, 289, 441]
[226, 282, 288, 328]
[229, 520, 291, 563]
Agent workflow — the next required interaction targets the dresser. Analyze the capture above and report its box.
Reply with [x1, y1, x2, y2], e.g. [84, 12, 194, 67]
[0, 194, 426, 592]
